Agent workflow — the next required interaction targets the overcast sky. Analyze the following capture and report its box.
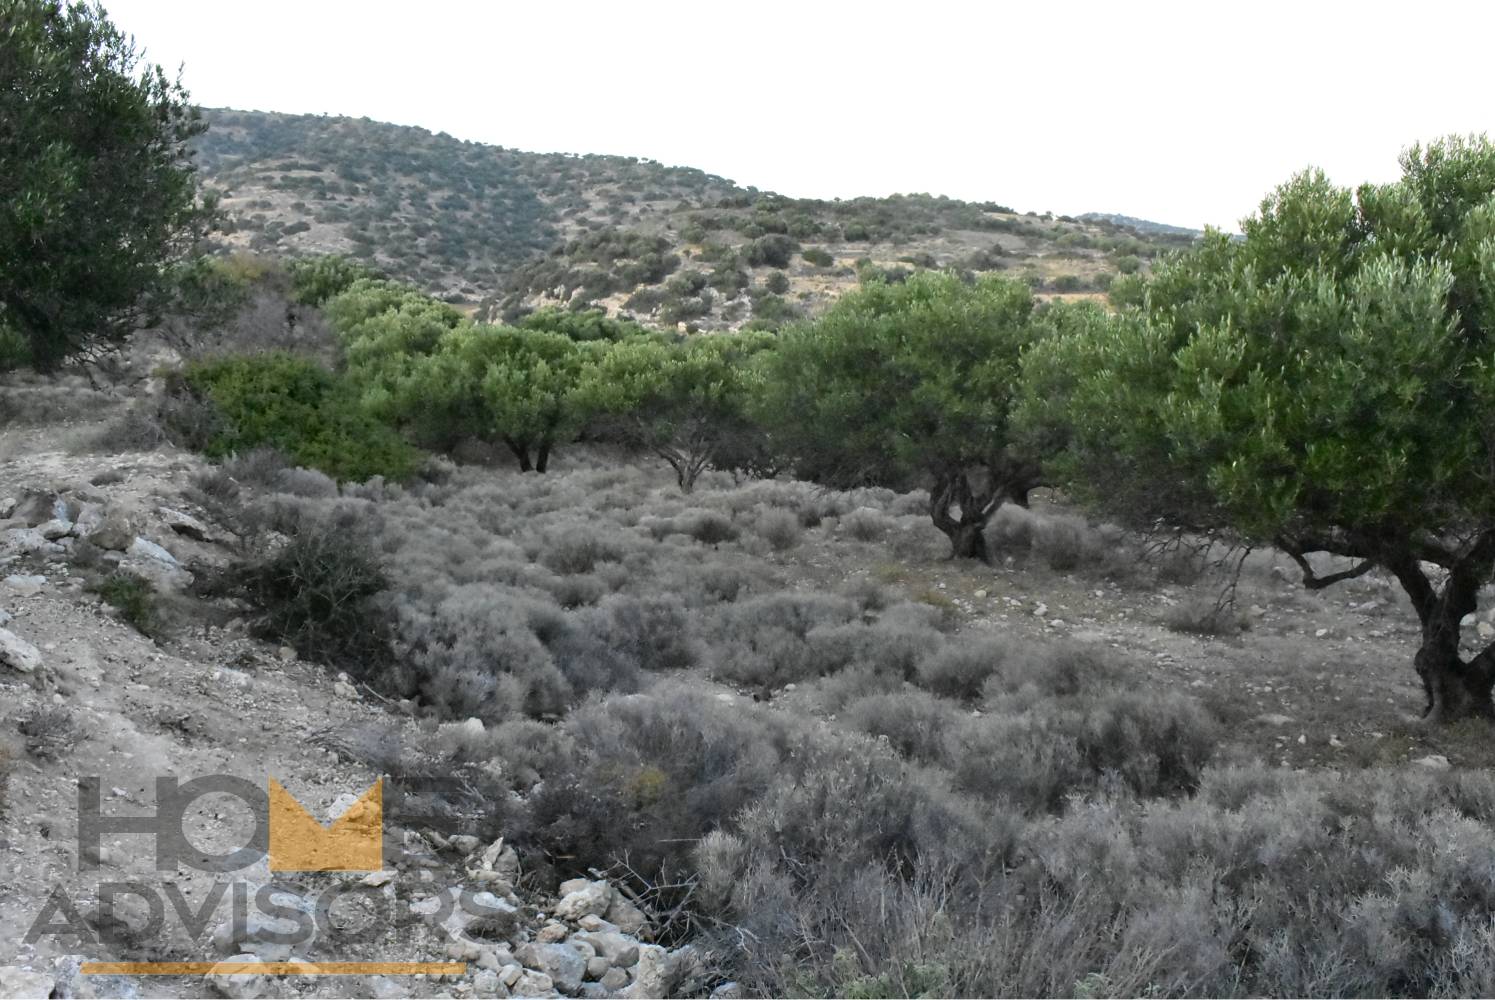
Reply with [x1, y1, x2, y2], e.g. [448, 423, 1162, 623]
[103, 0, 1493, 231]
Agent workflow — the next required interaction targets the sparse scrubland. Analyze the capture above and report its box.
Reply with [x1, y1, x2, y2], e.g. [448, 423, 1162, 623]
[10, 7, 1495, 994]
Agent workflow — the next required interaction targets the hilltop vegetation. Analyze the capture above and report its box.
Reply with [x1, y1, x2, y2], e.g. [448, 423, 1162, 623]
[194, 109, 1196, 328]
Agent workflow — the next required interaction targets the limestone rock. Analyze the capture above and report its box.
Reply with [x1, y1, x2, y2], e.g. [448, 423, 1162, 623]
[1414, 754, 1452, 770]
[603, 896, 647, 936]
[127, 536, 179, 565]
[511, 970, 554, 997]
[1, 529, 50, 558]
[516, 942, 586, 995]
[0, 627, 42, 673]
[621, 945, 673, 999]
[577, 930, 638, 969]
[204, 955, 269, 999]
[159, 506, 221, 543]
[555, 880, 612, 921]
[86, 504, 143, 552]
[4, 573, 47, 595]
[0, 966, 56, 999]
[36, 518, 73, 540]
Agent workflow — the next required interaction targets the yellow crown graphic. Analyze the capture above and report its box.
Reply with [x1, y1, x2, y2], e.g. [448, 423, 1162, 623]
[268, 778, 383, 872]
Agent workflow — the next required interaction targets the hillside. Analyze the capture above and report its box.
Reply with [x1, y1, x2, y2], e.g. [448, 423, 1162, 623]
[193, 109, 1196, 329]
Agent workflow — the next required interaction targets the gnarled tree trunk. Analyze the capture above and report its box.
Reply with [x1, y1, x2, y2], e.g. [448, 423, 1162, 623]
[930, 460, 1042, 562]
[1281, 530, 1495, 722]
[1387, 551, 1495, 721]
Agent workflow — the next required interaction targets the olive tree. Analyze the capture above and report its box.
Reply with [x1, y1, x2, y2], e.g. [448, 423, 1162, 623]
[399, 326, 599, 472]
[1019, 136, 1495, 720]
[578, 333, 772, 491]
[757, 271, 1046, 560]
[0, 0, 212, 368]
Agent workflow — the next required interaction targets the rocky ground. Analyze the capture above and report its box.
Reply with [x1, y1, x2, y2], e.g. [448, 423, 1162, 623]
[0, 450, 709, 999]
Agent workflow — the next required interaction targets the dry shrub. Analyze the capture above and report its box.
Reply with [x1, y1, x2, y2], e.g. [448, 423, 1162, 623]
[840, 507, 892, 542]
[1163, 595, 1251, 636]
[842, 689, 964, 764]
[19, 707, 80, 761]
[916, 635, 1017, 701]
[707, 592, 860, 687]
[754, 508, 802, 551]
[1032, 514, 1097, 571]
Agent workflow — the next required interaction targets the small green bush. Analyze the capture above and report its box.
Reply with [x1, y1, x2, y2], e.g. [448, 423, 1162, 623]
[800, 247, 834, 268]
[89, 571, 161, 637]
[178, 353, 418, 482]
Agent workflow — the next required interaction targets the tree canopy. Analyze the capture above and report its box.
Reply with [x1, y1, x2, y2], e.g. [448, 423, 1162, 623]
[579, 332, 774, 491]
[757, 271, 1049, 559]
[0, 0, 212, 369]
[1021, 135, 1495, 720]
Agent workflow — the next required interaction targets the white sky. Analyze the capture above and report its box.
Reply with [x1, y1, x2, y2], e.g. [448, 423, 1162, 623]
[103, 0, 1494, 231]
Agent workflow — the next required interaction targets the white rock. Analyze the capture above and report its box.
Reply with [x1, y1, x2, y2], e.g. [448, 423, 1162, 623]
[205, 954, 269, 999]
[0, 966, 55, 999]
[512, 970, 554, 997]
[361, 870, 396, 887]
[3, 574, 45, 596]
[36, 518, 73, 540]
[1314, 628, 1329, 638]
[127, 536, 179, 565]
[71, 503, 105, 540]
[333, 680, 358, 698]
[973, 589, 988, 599]
[555, 881, 612, 921]
[159, 506, 220, 542]
[1414, 754, 1452, 770]
[1, 530, 49, 557]
[0, 627, 42, 673]
[1478, 622, 1494, 640]
[119, 554, 192, 592]
[1254, 713, 1294, 726]
[516, 942, 586, 994]
[604, 896, 649, 936]
[621, 944, 673, 999]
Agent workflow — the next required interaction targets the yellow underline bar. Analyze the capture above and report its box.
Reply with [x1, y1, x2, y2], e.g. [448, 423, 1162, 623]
[82, 962, 465, 976]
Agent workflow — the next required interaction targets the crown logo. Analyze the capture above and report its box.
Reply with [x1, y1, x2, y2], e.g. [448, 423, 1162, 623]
[268, 778, 383, 872]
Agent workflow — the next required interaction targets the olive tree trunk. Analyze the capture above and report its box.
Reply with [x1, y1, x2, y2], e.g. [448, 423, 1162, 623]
[930, 462, 1041, 562]
[1385, 552, 1495, 721]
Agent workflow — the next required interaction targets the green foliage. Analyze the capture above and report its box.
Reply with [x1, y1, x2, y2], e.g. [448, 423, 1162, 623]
[0, 0, 213, 368]
[756, 272, 1046, 556]
[287, 255, 383, 306]
[579, 333, 774, 490]
[88, 571, 161, 637]
[396, 325, 600, 471]
[1021, 135, 1495, 718]
[516, 306, 649, 342]
[181, 353, 418, 481]
[800, 247, 834, 268]
[744, 234, 799, 268]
